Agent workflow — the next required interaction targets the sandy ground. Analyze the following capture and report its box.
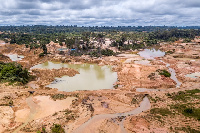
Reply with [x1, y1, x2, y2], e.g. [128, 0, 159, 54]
[13, 96, 76, 133]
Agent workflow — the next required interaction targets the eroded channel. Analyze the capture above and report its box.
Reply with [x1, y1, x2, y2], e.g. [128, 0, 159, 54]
[138, 48, 182, 88]
[72, 96, 151, 133]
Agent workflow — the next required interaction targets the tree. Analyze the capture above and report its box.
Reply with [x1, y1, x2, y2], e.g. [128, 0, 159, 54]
[40, 39, 49, 54]
[0, 62, 30, 84]
[41, 44, 47, 54]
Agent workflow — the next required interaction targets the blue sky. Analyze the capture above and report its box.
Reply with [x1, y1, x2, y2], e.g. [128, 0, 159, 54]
[0, 0, 200, 26]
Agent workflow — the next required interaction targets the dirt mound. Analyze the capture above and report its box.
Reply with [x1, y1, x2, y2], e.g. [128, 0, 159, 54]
[31, 67, 79, 87]
[0, 54, 11, 62]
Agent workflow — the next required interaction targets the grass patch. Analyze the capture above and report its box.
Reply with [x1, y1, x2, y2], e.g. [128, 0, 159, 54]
[150, 108, 173, 116]
[174, 126, 200, 133]
[148, 96, 162, 103]
[183, 108, 200, 121]
[185, 89, 200, 94]
[166, 89, 200, 102]
[170, 104, 200, 121]
[51, 94, 67, 100]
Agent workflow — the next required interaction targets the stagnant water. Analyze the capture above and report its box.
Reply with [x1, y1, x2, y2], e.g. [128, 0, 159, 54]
[138, 48, 181, 88]
[72, 96, 151, 133]
[31, 61, 118, 92]
[160, 60, 182, 88]
[138, 48, 165, 59]
[185, 72, 200, 78]
[6, 54, 24, 61]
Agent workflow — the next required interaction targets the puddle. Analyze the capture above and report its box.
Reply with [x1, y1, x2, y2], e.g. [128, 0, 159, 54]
[6, 54, 24, 61]
[136, 88, 159, 92]
[0, 41, 5, 45]
[185, 72, 200, 78]
[138, 49, 165, 59]
[72, 96, 150, 133]
[134, 60, 151, 65]
[31, 61, 118, 92]
[136, 88, 170, 92]
[57, 48, 68, 51]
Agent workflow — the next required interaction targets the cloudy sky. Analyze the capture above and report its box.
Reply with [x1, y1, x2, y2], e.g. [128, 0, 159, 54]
[0, 0, 200, 26]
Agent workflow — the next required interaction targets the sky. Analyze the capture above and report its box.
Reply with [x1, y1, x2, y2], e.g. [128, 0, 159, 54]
[0, 0, 200, 26]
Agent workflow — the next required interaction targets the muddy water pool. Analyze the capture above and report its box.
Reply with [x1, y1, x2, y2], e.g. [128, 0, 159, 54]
[185, 72, 200, 78]
[6, 54, 24, 61]
[31, 61, 118, 92]
[138, 48, 165, 59]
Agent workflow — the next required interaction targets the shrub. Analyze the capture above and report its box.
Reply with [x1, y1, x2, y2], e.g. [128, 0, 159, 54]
[166, 89, 200, 101]
[131, 98, 137, 104]
[171, 104, 200, 121]
[183, 108, 200, 121]
[51, 94, 67, 100]
[101, 49, 115, 56]
[150, 108, 172, 116]
[39, 53, 45, 57]
[88, 50, 99, 57]
[156, 69, 171, 77]
[51, 124, 65, 133]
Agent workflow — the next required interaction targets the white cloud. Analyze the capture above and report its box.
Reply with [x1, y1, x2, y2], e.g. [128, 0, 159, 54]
[0, 0, 199, 26]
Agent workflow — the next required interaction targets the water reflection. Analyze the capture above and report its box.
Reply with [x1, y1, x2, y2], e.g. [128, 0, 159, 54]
[185, 72, 200, 78]
[138, 48, 165, 59]
[31, 61, 117, 92]
[6, 54, 24, 61]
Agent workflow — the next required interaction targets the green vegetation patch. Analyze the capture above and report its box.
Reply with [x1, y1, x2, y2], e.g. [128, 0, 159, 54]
[36, 127, 46, 133]
[64, 109, 76, 122]
[51, 124, 65, 133]
[101, 48, 116, 56]
[150, 108, 173, 116]
[148, 95, 162, 103]
[156, 69, 171, 77]
[172, 126, 200, 133]
[166, 50, 174, 54]
[166, 89, 200, 102]
[171, 104, 200, 121]
[88, 49, 116, 57]
[0, 62, 30, 84]
[0, 96, 13, 106]
[183, 108, 200, 121]
[51, 94, 67, 100]
[131, 98, 137, 104]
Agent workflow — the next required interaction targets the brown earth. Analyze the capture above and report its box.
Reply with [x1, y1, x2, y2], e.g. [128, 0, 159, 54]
[0, 42, 199, 133]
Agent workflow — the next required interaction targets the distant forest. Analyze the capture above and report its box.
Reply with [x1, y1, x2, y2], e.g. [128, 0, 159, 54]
[0, 25, 200, 33]
[0, 25, 200, 56]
